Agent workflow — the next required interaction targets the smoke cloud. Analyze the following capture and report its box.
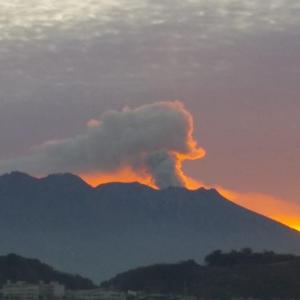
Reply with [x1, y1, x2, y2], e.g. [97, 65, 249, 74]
[0, 101, 205, 189]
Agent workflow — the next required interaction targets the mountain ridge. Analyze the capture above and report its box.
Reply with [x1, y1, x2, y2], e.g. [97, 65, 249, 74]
[0, 253, 95, 289]
[101, 250, 300, 298]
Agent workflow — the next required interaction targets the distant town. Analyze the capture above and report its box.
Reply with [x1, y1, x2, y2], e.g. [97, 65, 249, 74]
[0, 281, 202, 300]
[1, 281, 125, 300]
[1, 280, 299, 300]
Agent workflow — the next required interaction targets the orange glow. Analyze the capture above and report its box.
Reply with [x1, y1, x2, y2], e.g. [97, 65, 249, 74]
[217, 187, 300, 232]
[178, 176, 300, 232]
[175, 153, 204, 190]
[80, 167, 157, 189]
[176, 164, 300, 232]
[172, 108, 206, 188]
[80, 170, 299, 232]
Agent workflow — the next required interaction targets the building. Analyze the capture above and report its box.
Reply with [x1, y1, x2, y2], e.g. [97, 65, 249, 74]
[134, 293, 181, 300]
[2, 281, 39, 300]
[68, 289, 126, 300]
[38, 282, 65, 299]
[1, 281, 65, 300]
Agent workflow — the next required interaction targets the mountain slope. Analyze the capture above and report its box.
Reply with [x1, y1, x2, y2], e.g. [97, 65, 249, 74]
[101, 252, 300, 299]
[0, 172, 299, 281]
[0, 253, 95, 289]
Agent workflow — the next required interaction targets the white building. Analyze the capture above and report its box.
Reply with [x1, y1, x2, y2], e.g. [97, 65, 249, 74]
[2, 281, 39, 300]
[68, 289, 125, 300]
[1, 281, 65, 300]
[39, 281, 65, 299]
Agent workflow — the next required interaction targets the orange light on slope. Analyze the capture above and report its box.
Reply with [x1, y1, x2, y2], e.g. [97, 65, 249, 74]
[80, 167, 157, 189]
[80, 171, 299, 232]
[218, 187, 300, 232]
[293, 225, 300, 232]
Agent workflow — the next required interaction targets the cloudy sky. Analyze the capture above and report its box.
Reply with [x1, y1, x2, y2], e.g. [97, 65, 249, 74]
[0, 0, 299, 228]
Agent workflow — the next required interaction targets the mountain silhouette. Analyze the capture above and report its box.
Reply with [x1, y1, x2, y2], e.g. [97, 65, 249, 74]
[0, 172, 299, 281]
[102, 251, 300, 298]
[0, 253, 95, 289]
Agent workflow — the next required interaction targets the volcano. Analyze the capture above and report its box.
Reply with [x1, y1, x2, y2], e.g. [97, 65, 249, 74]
[0, 171, 299, 281]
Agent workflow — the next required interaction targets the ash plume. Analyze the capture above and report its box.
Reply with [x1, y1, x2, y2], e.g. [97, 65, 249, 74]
[0, 101, 205, 189]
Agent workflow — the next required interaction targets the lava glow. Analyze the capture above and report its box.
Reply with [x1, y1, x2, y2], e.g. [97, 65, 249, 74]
[80, 152, 205, 191]
[80, 168, 157, 189]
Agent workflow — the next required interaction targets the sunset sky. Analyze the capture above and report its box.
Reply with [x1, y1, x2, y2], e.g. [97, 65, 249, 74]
[0, 0, 299, 230]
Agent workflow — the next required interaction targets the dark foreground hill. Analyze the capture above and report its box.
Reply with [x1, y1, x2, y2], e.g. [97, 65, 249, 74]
[0, 253, 95, 289]
[0, 171, 299, 281]
[102, 250, 300, 299]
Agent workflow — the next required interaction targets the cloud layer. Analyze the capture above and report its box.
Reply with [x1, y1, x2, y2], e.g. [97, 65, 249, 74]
[0, 0, 299, 41]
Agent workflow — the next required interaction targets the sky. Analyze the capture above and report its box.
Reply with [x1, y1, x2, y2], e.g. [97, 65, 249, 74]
[0, 0, 299, 230]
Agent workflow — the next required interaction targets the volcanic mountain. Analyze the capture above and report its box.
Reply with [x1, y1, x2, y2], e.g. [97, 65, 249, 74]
[0, 171, 299, 281]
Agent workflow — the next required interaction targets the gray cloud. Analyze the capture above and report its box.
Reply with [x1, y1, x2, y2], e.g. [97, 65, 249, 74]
[0, 101, 205, 189]
[0, 0, 299, 42]
[145, 151, 183, 189]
